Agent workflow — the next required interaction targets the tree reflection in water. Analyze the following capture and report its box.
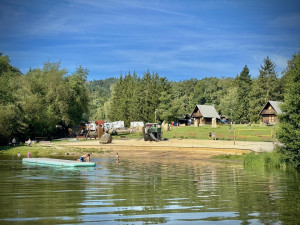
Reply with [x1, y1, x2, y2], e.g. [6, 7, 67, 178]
[0, 157, 299, 224]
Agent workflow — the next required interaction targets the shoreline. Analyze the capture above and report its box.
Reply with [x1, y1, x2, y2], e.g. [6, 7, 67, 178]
[55, 138, 275, 160]
[1, 138, 275, 161]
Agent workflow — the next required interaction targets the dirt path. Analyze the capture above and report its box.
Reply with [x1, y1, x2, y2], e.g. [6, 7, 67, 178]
[56, 138, 275, 160]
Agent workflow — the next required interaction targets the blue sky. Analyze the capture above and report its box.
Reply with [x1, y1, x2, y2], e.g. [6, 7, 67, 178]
[0, 0, 299, 81]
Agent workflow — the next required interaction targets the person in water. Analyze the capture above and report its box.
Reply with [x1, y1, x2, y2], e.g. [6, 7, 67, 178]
[78, 153, 91, 162]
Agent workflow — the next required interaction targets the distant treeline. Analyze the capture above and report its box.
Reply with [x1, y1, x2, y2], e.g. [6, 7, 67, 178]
[88, 57, 284, 126]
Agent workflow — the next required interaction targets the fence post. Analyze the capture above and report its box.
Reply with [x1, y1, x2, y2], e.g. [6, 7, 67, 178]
[234, 128, 236, 145]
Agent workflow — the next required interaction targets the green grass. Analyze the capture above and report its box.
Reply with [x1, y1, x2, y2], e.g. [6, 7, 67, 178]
[244, 151, 288, 168]
[211, 154, 246, 161]
[0, 143, 105, 158]
[162, 124, 277, 142]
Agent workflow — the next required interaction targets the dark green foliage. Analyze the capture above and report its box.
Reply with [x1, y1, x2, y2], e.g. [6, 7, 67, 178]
[0, 53, 25, 144]
[86, 78, 117, 120]
[249, 57, 283, 122]
[0, 56, 89, 144]
[64, 66, 89, 124]
[0, 52, 22, 76]
[171, 79, 198, 117]
[108, 71, 171, 126]
[236, 65, 252, 123]
[19, 63, 89, 138]
[277, 51, 300, 167]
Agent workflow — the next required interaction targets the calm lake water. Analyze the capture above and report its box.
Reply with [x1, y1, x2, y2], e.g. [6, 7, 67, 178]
[0, 155, 300, 225]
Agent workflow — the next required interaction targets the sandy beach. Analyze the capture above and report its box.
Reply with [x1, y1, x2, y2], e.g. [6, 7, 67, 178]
[57, 138, 275, 160]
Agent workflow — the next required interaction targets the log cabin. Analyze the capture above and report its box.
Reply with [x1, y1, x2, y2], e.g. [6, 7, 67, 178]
[191, 105, 220, 125]
[259, 101, 283, 124]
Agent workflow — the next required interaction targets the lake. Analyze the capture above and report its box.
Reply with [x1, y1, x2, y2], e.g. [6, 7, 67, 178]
[0, 155, 299, 225]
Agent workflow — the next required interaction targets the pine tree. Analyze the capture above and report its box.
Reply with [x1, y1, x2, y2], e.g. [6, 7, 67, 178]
[249, 57, 281, 122]
[236, 65, 252, 123]
[109, 75, 124, 121]
[157, 90, 174, 123]
[277, 51, 300, 167]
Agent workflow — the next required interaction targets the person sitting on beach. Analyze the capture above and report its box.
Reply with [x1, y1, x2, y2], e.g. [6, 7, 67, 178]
[78, 153, 91, 162]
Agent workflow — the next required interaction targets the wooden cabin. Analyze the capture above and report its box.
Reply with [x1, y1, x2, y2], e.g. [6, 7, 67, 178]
[259, 101, 283, 124]
[191, 105, 220, 125]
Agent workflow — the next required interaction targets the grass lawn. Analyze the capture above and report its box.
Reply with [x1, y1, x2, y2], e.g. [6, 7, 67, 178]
[109, 124, 277, 142]
[162, 124, 278, 142]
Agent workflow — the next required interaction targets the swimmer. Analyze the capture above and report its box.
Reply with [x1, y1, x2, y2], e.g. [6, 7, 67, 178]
[78, 153, 91, 162]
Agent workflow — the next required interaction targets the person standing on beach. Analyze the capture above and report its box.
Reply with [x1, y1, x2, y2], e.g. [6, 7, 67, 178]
[12, 137, 16, 146]
[26, 138, 32, 146]
[130, 128, 133, 136]
[116, 153, 119, 162]
[212, 131, 216, 140]
[209, 132, 212, 140]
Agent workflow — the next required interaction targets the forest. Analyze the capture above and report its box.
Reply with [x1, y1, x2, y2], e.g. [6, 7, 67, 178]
[88, 57, 284, 126]
[0, 51, 299, 165]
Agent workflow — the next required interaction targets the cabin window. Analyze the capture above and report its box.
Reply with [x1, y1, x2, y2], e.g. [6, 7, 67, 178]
[269, 115, 275, 123]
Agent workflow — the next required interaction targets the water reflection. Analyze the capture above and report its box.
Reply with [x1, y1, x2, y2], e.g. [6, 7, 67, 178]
[0, 157, 299, 225]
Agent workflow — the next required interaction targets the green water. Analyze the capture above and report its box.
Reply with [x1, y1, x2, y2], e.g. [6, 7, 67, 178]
[0, 156, 299, 225]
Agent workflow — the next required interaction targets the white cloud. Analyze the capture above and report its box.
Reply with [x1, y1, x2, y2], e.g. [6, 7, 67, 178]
[269, 13, 300, 29]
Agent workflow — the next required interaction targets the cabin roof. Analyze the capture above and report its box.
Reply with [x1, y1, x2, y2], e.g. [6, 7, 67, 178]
[259, 101, 283, 115]
[194, 105, 220, 119]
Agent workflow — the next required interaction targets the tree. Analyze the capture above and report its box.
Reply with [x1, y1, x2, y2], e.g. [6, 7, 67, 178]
[277, 51, 300, 167]
[0, 52, 21, 76]
[157, 90, 173, 123]
[86, 78, 117, 120]
[0, 53, 24, 143]
[249, 57, 282, 122]
[19, 63, 67, 137]
[109, 75, 124, 122]
[14, 63, 89, 139]
[236, 65, 252, 123]
[63, 66, 89, 125]
[219, 87, 239, 122]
